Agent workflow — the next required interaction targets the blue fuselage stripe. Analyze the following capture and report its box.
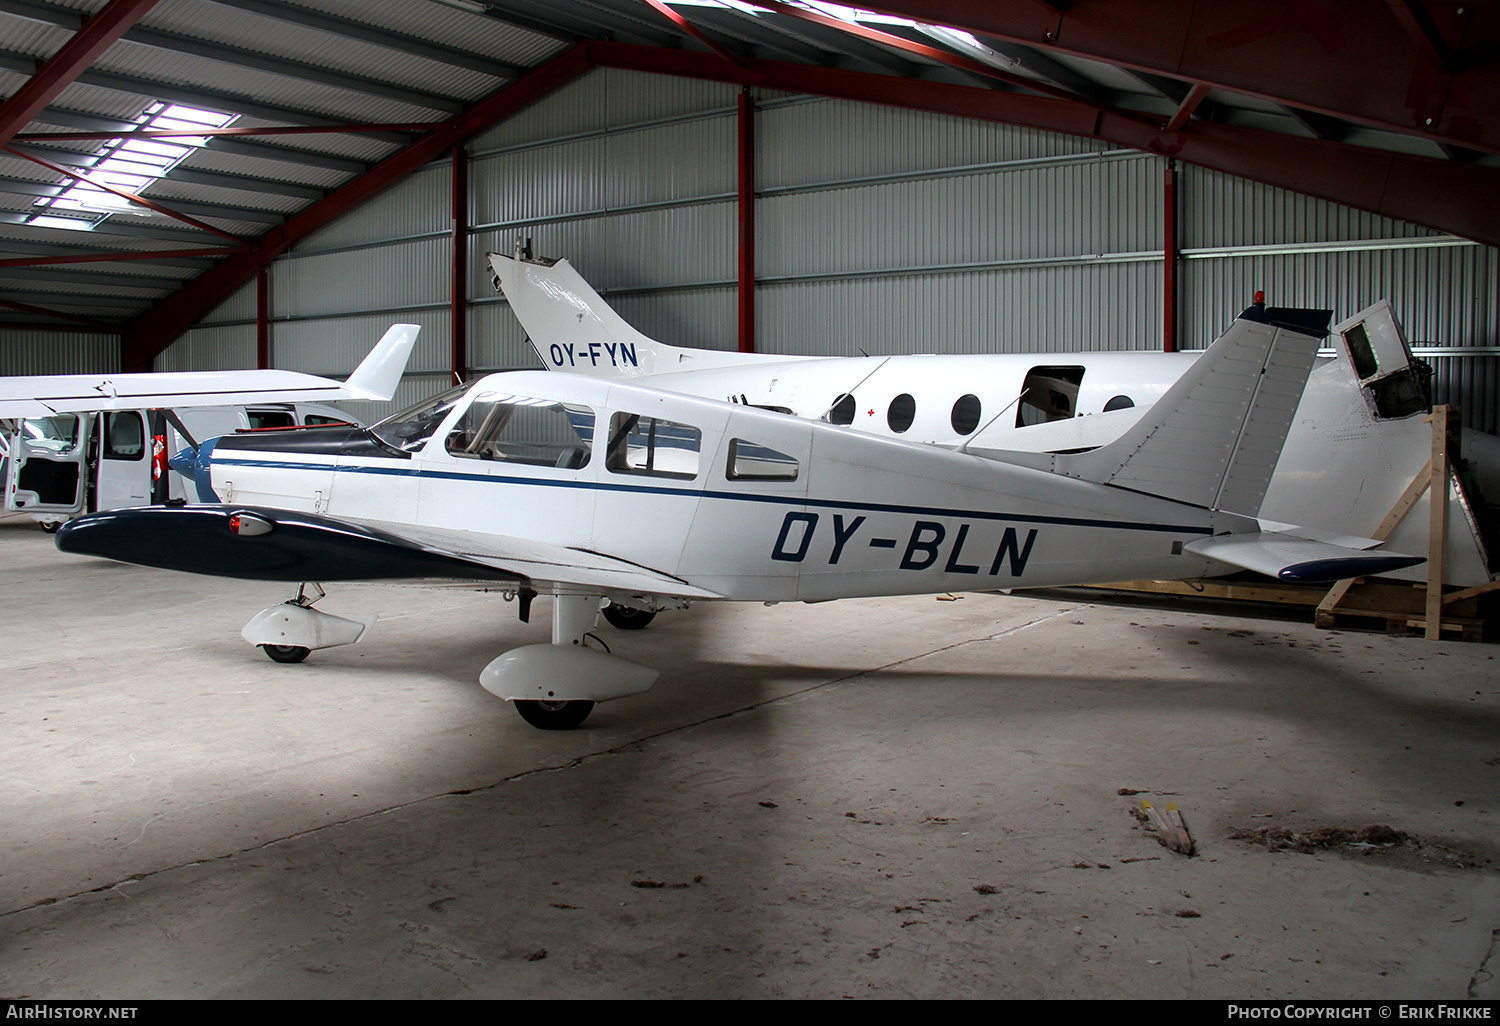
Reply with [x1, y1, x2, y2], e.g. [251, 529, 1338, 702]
[212, 456, 1214, 536]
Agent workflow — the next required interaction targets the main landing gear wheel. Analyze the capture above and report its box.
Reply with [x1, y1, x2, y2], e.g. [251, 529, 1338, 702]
[513, 699, 595, 730]
[602, 603, 655, 630]
[261, 644, 311, 664]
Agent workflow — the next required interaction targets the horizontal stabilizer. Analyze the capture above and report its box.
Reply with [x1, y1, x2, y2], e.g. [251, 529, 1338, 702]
[1183, 532, 1423, 582]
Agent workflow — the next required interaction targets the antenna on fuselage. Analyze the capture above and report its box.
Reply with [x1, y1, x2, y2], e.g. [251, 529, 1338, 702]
[817, 357, 891, 422]
[957, 389, 1029, 454]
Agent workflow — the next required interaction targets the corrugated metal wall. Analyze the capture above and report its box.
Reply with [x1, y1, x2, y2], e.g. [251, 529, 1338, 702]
[2, 67, 1495, 434]
[0, 331, 120, 375]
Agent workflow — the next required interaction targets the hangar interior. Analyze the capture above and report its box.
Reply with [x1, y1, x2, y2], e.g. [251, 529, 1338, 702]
[2, 0, 1500, 1001]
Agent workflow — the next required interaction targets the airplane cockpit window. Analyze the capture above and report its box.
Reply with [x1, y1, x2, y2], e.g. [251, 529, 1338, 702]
[445, 392, 594, 469]
[951, 394, 981, 435]
[103, 412, 144, 461]
[369, 385, 469, 454]
[887, 394, 916, 433]
[606, 412, 701, 480]
[726, 438, 799, 481]
[1103, 395, 1135, 412]
[827, 393, 856, 425]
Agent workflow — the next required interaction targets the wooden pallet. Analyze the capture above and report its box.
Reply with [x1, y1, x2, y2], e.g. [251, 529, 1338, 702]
[1313, 605, 1486, 641]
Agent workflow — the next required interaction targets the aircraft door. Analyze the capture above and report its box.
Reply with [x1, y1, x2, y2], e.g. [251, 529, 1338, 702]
[590, 408, 720, 576]
[5, 412, 88, 515]
[94, 410, 150, 510]
[415, 388, 599, 546]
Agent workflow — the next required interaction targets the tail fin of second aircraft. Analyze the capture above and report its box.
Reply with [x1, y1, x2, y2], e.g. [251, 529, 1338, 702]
[489, 252, 800, 379]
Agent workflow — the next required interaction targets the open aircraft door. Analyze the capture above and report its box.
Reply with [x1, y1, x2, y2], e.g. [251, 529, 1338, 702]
[5, 410, 152, 522]
[5, 412, 89, 518]
[92, 410, 150, 510]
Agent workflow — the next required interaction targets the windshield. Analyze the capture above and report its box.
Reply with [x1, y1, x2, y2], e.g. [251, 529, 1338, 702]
[369, 385, 469, 453]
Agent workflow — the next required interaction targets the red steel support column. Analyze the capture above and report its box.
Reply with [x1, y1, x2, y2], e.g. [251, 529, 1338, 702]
[737, 87, 755, 354]
[256, 265, 269, 369]
[1163, 158, 1178, 354]
[452, 144, 468, 386]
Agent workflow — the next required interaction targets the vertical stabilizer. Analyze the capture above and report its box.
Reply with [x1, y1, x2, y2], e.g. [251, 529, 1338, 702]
[1059, 311, 1325, 514]
[489, 252, 800, 379]
[489, 252, 664, 378]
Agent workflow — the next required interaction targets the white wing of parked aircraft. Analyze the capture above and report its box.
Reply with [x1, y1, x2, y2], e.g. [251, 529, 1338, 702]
[0, 323, 419, 419]
[55, 308, 1421, 730]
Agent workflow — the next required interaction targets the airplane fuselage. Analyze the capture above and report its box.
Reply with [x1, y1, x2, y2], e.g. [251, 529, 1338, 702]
[204, 371, 1235, 604]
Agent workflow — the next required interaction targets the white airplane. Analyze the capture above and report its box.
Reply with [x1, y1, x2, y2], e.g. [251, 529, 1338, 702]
[53, 308, 1422, 730]
[1, 324, 418, 522]
[489, 252, 1497, 589]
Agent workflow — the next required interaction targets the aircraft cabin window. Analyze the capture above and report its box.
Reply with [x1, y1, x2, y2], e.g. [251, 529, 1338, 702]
[887, 394, 916, 433]
[951, 394, 981, 435]
[248, 410, 295, 430]
[21, 415, 79, 454]
[445, 393, 594, 469]
[1017, 366, 1085, 428]
[1103, 395, 1135, 412]
[828, 393, 856, 425]
[606, 413, 701, 480]
[726, 439, 799, 481]
[103, 412, 144, 460]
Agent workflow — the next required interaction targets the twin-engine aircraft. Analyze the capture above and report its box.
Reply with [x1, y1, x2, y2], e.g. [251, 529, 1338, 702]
[56, 301, 1421, 729]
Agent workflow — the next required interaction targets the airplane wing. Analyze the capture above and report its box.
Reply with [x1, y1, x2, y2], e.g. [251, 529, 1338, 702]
[0, 323, 417, 419]
[53, 503, 723, 599]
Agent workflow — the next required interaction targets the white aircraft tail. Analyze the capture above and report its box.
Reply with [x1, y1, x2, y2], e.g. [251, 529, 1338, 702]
[341, 323, 419, 401]
[488, 251, 795, 379]
[984, 309, 1327, 517]
[973, 307, 1428, 580]
[1067, 310, 1324, 514]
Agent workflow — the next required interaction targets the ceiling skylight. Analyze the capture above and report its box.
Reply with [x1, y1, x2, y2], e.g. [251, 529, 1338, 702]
[27, 102, 236, 232]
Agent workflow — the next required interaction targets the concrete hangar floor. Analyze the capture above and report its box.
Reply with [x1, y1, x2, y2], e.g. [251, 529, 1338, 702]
[1, 512, 1497, 1001]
